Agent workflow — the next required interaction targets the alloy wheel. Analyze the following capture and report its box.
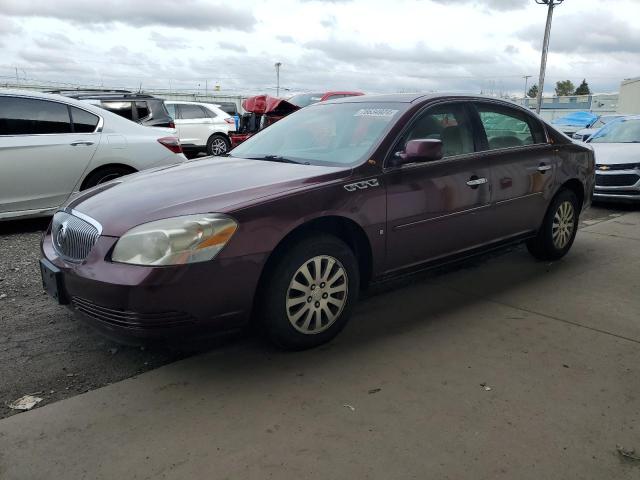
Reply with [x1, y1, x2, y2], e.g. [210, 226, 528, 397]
[552, 200, 575, 249]
[286, 255, 348, 334]
[210, 138, 228, 155]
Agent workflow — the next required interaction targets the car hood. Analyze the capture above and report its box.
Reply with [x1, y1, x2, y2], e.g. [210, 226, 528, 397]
[590, 143, 640, 166]
[69, 157, 351, 236]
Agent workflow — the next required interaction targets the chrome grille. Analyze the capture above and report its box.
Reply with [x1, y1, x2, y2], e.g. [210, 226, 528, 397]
[51, 211, 101, 262]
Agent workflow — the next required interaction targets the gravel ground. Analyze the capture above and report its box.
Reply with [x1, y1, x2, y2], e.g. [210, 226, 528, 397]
[0, 203, 633, 418]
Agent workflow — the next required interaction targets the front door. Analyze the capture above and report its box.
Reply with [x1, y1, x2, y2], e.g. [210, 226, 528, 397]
[384, 102, 493, 272]
[0, 97, 100, 214]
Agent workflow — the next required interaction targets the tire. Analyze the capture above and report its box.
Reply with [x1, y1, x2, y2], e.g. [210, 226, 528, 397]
[81, 166, 135, 190]
[526, 189, 580, 261]
[206, 134, 231, 156]
[261, 234, 360, 350]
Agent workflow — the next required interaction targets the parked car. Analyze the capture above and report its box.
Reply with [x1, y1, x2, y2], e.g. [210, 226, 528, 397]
[164, 101, 234, 156]
[288, 91, 365, 108]
[49, 90, 175, 129]
[230, 95, 299, 148]
[0, 90, 186, 220]
[40, 94, 594, 350]
[551, 111, 597, 136]
[572, 114, 627, 141]
[588, 115, 640, 202]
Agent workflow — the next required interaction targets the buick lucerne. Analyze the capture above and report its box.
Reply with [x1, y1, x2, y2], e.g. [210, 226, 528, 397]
[40, 94, 595, 350]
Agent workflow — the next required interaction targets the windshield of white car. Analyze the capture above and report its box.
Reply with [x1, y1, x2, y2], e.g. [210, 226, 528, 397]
[230, 102, 406, 167]
[590, 118, 640, 143]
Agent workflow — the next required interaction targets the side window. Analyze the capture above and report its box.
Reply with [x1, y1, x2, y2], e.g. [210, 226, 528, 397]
[70, 107, 99, 133]
[0, 97, 71, 135]
[135, 101, 150, 120]
[179, 105, 207, 119]
[102, 101, 134, 121]
[476, 104, 545, 150]
[400, 103, 475, 158]
[165, 103, 176, 118]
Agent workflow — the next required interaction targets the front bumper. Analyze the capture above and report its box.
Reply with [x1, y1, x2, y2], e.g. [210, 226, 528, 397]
[594, 168, 640, 202]
[41, 230, 267, 343]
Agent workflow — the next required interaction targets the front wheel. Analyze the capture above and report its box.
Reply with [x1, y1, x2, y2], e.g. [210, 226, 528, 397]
[261, 235, 360, 350]
[527, 189, 580, 261]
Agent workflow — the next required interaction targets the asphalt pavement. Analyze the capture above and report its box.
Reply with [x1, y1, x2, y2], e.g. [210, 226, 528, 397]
[1, 206, 639, 479]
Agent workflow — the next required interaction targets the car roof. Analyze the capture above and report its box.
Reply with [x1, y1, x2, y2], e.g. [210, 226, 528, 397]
[165, 100, 221, 107]
[321, 92, 525, 105]
[0, 89, 113, 113]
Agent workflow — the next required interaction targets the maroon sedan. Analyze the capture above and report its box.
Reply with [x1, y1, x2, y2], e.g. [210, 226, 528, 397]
[40, 94, 595, 350]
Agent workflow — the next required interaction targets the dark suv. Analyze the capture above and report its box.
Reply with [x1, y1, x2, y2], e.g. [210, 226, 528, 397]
[49, 90, 175, 129]
[40, 94, 595, 350]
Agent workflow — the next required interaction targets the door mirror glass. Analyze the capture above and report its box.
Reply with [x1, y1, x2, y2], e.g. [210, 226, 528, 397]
[395, 139, 443, 164]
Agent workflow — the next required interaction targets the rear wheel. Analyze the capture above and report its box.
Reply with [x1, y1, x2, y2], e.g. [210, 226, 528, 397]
[81, 166, 135, 190]
[261, 235, 360, 350]
[206, 134, 230, 156]
[527, 189, 580, 261]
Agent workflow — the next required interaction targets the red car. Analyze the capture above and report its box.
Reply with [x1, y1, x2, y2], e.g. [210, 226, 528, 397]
[230, 95, 299, 148]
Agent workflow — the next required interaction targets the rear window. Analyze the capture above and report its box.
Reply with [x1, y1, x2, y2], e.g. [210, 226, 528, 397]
[165, 103, 177, 118]
[179, 104, 208, 119]
[136, 101, 150, 120]
[0, 96, 71, 135]
[475, 103, 546, 149]
[70, 107, 100, 133]
[102, 101, 134, 120]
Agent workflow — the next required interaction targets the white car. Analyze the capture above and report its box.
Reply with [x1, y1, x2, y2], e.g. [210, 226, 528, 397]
[165, 101, 234, 156]
[0, 90, 187, 220]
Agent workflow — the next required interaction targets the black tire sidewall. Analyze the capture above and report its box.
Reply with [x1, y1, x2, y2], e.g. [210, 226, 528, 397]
[82, 167, 132, 190]
[207, 134, 230, 156]
[261, 235, 360, 350]
[530, 189, 579, 260]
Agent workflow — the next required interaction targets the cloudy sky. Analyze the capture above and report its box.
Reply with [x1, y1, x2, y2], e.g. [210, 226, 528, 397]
[0, 0, 639, 96]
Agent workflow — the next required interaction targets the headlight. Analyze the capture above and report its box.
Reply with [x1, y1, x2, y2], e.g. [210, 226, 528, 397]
[111, 214, 237, 266]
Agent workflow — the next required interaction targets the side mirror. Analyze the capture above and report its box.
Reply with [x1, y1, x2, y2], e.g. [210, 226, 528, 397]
[394, 139, 443, 165]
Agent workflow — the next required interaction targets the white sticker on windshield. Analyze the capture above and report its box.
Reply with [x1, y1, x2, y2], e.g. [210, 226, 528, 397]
[354, 109, 398, 118]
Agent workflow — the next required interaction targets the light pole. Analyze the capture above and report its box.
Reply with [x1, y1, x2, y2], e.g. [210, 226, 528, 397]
[274, 62, 282, 97]
[535, 0, 564, 114]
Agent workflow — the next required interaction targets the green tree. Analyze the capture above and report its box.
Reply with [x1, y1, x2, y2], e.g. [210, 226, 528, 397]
[527, 84, 539, 98]
[574, 79, 591, 95]
[555, 80, 575, 97]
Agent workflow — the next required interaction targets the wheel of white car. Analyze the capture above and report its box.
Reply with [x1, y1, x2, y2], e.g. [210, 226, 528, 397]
[261, 234, 360, 350]
[206, 134, 231, 156]
[81, 166, 136, 190]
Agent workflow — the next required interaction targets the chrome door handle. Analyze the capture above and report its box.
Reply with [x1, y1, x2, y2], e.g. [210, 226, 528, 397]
[537, 164, 552, 173]
[70, 141, 95, 146]
[466, 177, 488, 187]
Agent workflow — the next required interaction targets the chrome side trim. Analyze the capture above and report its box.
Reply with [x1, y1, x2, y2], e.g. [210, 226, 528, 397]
[393, 204, 490, 231]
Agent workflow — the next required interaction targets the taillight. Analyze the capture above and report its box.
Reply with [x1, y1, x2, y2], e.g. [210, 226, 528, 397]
[158, 136, 182, 154]
[168, 120, 175, 129]
[224, 117, 235, 124]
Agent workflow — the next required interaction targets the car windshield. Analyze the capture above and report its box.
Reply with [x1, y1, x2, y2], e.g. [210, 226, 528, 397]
[590, 118, 640, 143]
[230, 102, 405, 167]
[590, 116, 621, 129]
[288, 93, 324, 108]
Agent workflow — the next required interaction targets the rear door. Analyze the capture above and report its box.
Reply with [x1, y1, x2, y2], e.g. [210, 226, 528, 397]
[471, 101, 556, 239]
[0, 96, 100, 214]
[384, 102, 494, 271]
[176, 104, 211, 147]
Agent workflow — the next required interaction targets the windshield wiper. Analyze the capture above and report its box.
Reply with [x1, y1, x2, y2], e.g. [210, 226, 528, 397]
[247, 155, 310, 165]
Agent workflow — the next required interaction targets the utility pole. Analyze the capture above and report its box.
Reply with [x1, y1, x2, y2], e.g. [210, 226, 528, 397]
[535, 0, 564, 114]
[523, 75, 532, 100]
[274, 62, 282, 97]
